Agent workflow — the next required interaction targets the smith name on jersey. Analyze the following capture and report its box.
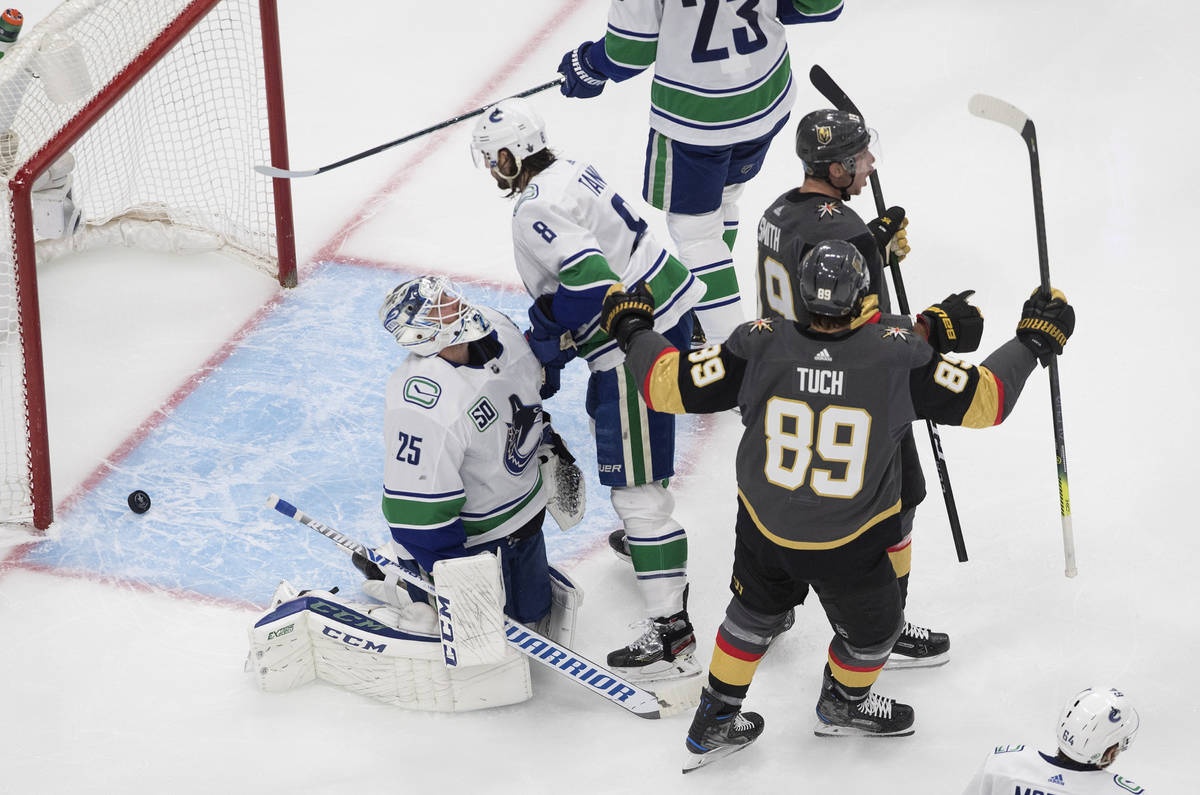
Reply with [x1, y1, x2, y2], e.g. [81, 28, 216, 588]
[619, 308, 1039, 548]
[592, 0, 844, 146]
[511, 156, 703, 371]
[382, 308, 548, 571]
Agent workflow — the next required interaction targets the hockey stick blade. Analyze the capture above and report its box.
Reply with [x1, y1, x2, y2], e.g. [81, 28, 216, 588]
[265, 494, 670, 718]
[808, 64, 862, 116]
[255, 77, 564, 179]
[254, 164, 319, 179]
[968, 94, 1032, 137]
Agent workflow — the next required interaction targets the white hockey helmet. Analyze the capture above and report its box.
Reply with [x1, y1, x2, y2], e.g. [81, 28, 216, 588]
[1057, 688, 1140, 766]
[469, 96, 548, 175]
[379, 276, 492, 357]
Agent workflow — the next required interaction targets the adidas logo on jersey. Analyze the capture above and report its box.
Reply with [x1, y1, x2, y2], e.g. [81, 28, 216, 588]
[1048, 774, 1065, 785]
[814, 348, 833, 362]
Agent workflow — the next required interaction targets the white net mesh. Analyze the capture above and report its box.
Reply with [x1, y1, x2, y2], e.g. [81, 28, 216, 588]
[0, 0, 283, 525]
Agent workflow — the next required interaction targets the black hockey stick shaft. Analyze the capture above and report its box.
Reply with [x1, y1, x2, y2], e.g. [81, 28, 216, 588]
[809, 64, 968, 562]
[966, 95, 1075, 577]
[256, 78, 565, 179]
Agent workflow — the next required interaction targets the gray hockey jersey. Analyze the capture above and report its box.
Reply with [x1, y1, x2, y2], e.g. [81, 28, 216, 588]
[621, 313, 1037, 548]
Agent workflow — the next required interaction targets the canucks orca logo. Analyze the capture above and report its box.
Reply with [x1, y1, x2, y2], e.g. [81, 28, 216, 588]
[503, 394, 543, 476]
[1109, 707, 1122, 722]
[488, 108, 504, 123]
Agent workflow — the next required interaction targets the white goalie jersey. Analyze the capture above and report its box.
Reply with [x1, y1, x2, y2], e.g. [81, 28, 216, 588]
[511, 157, 703, 371]
[382, 308, 548, 571]
[963, 745, 1146, 795]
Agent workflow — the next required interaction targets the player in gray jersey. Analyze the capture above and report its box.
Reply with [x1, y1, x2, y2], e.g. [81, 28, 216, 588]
[599, 240, 1075, 770]
[756, 108, 962, 670]
[963, 688, 1145, 795]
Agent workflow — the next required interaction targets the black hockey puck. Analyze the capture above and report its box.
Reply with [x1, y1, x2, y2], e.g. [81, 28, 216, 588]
[127, 490, 151, 514]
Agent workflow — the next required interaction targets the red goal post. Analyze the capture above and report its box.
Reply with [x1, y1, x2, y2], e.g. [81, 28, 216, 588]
[1, 0, 296, 530]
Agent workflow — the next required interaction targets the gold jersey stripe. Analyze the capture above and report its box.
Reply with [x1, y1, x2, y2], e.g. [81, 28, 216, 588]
[739, 489, 901, 549]
[961, 365, 1003, 428]
[643, 348, 686, 414]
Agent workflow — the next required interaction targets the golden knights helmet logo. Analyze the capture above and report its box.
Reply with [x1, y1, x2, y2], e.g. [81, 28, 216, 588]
[816, 126, 833, 145]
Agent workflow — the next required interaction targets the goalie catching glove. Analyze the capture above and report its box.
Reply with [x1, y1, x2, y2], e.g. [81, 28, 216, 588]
[867, 205, 910, 263]
[919, 290, 984, 353]
[1017, 286, 1075, 365]
[600, 282, 656, 351]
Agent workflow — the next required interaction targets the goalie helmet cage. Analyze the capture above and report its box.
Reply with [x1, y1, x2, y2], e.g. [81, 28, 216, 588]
[0, 0, 296, 530]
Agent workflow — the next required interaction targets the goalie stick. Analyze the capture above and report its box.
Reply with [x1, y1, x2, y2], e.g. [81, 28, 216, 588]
[265, 494, 693, 718]
[967, 94, 1077, 578]
[255, 78, 564, 179]
[809, 64, 969, 563]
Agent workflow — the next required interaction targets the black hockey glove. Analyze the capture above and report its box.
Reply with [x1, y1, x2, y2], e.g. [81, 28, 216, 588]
[867, 205, 910, 262]
[919, 290, 984, 353]
[1017, 287, 1075, 366]
[600, 282, 655, 351]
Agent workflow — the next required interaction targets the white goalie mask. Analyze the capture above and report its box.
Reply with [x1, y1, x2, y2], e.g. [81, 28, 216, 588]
[469, 97, 548, 177]
[1056, 688, 1140, 766]
[379, 276, 492, 357]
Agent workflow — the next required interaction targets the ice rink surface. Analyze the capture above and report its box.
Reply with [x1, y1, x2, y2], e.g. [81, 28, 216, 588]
[2, 1, 1197, 792]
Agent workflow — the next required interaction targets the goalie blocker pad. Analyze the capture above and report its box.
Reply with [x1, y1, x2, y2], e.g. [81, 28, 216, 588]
[430, 552, 507, 668]
[246, 582, 531, 713]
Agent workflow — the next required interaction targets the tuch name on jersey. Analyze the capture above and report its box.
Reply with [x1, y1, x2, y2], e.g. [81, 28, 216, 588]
[795, 366, 844, 396]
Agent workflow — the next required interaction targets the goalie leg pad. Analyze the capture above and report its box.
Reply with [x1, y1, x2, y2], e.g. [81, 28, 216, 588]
[431, 552, 508, 668]
[611, 483, 688, 618]
[541, 566, 584, 648]
[247, 582, 531, 712]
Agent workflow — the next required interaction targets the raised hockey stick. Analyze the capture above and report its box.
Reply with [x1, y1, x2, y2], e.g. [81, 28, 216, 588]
[254, 78, 564, 179]
[265, 494, 689, 717]
[809, 64, 969, 562]
[967, 95, 1077, 578]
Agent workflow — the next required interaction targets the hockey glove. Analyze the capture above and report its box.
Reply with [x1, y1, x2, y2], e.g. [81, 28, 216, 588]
[600, 282, 655, 351]
[526, 295, 577, 367]
[919, 290, 984, 353]
[539, 423, 577, 466]
[1016, 287, 1075, 365]
[867, 206, 910, 263]
[557, 41, 607, 99]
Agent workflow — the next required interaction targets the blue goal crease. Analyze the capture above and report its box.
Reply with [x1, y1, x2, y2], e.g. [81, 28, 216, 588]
[26, 261, 698, 605]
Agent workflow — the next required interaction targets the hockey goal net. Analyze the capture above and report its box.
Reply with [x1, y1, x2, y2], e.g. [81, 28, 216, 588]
[0, 0, 295, 529]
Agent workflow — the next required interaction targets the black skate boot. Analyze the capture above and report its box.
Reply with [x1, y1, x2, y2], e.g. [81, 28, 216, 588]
[885, 621, 950, 669]
[608, 529, 632, 564]
[682, 688, 765, 773]
[607, 607, 702, 684]
[814, 677, 915, 737]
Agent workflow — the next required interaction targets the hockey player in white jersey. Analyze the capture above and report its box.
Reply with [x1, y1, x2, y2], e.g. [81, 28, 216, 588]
[470, 97, 707, 683]
[557, 0, 844, 343]
[375, 275, 559, 626]
[963, 688, 1146, 795]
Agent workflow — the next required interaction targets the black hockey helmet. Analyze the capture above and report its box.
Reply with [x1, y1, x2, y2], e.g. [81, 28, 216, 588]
[795, 109, 872, 180]
[797, 240, 870, 319]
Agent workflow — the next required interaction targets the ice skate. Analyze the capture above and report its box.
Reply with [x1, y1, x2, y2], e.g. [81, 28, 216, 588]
[814, 678, 915, 737]
[608, 528, 632, 564]
[885, 621, 950, 669]
[608, 608, 702, 684]
[682, 688, 764, 773]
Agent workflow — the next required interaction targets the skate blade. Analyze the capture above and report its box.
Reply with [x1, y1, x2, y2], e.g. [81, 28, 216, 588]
[681, 739, 757, 774]
[883, 651, 949, 670]
[649, 674, 704, 718]
[612, 653, 704, 685]
[813, 718, 915, 738]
